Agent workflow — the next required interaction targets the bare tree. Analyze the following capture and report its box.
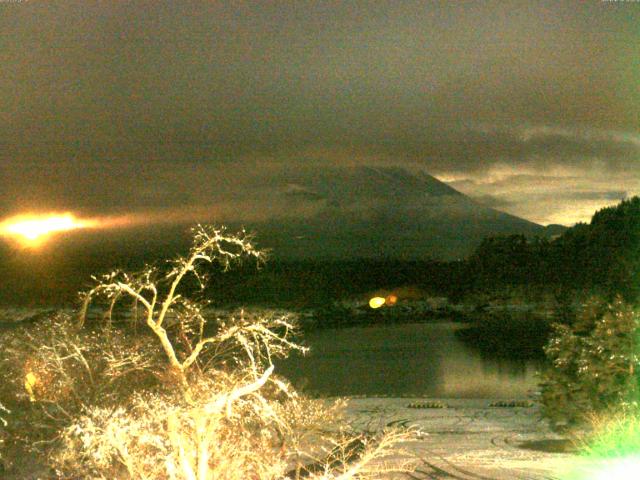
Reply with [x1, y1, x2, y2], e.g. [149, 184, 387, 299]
[78, 225, 305, 393]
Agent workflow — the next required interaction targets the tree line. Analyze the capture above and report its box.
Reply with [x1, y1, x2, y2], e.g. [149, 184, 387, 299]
[464, 196, 640, 303]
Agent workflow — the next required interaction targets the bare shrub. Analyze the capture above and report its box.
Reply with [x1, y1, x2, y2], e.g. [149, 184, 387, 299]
[52, 387, 416, 480]
[0, 312, 164, 467]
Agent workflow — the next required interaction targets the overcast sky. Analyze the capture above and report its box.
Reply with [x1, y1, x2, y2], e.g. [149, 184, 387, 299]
[1, 0, 638, 226]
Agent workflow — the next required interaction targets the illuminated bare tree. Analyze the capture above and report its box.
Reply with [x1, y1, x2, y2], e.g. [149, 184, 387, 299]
[78, 225, 303, 393]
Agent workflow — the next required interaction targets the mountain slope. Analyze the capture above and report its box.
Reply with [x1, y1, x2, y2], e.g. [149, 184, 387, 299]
[252, 166, 547, 260]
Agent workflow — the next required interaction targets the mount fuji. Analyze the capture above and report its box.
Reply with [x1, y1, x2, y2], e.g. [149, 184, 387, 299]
[250, 166, 551, 260]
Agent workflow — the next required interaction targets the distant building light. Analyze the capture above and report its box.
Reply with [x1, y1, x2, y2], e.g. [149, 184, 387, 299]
[369, 297, 386, 309]
[386, 294, 398, 306]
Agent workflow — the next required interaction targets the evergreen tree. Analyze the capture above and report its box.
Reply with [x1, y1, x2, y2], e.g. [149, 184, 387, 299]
[540, 297, 640, 431]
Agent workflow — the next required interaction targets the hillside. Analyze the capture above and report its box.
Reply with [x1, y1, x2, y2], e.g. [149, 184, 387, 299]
[255, 166, 550, 260]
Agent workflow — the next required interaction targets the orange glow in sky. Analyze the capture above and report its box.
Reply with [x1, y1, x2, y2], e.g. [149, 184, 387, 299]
[0, 213, 99, 247]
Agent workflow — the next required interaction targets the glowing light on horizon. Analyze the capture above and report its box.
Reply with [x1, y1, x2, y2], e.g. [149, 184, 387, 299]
[0, 213, 99, 247]
[0, 207, 226, 248]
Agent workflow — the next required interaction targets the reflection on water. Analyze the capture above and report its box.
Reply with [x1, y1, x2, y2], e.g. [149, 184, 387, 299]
[276, 322, 541, 398]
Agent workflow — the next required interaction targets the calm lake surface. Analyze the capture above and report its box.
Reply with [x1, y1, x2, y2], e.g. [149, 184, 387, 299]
[277, 322, 541, 398]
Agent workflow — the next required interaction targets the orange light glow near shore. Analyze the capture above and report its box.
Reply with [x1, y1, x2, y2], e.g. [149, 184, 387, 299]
[0, 213, 99, 247]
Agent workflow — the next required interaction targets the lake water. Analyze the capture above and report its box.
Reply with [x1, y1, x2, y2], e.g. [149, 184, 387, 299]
[276, 322, 541, 398]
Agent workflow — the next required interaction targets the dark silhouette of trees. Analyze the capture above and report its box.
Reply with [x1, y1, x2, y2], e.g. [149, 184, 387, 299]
[461, 196, 640, 304]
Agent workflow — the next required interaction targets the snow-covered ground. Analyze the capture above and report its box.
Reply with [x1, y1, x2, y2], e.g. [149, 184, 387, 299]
[339, 397, 581, 479]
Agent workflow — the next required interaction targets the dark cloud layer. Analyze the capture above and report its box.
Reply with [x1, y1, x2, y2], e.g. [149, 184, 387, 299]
[1, 1, 639, 225]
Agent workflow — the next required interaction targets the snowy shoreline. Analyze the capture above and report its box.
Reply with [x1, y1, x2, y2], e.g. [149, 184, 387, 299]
[339, 397, 577, 479]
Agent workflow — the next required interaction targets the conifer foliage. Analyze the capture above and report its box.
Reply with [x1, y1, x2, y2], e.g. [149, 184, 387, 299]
[540, 297, 640, 431]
